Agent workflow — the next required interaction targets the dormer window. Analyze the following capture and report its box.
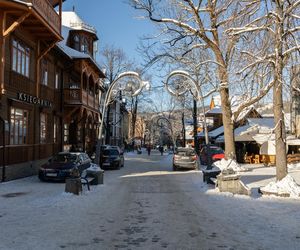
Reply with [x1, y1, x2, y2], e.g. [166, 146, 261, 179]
[73, 35, 80, 51]
[81, 37, 89, 54]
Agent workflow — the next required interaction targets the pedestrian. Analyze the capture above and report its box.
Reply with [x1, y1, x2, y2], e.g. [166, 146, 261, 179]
[147, 145, 151, 155]
[159, 145, 163, 156]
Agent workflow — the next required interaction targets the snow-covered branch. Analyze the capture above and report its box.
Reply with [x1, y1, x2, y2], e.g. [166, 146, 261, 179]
[233, 80, 274, 121]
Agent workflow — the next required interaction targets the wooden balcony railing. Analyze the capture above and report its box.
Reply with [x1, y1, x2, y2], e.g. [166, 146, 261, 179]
[64, 88, 100, 110]
[64, 88, 81, 105]
[24, 0, 60, 35]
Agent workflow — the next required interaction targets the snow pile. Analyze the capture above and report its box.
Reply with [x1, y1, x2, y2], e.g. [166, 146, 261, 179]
[260, 175, 300, 198]
[87, 163, 102, 171]
[288, 162, 300, 171]
[212, 158, 247, 172]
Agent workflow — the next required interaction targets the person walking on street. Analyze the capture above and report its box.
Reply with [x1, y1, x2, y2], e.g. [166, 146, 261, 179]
[147, 145, 151, 155]
[159, 145, 163, 156]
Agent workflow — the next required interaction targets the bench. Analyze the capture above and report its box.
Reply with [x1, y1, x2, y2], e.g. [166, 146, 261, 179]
[202, 168, 221, 184]
[80, 170, 95, 191]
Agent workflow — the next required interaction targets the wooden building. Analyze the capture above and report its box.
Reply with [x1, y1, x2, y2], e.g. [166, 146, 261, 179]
[59, 11, 105, 155]
[0, 0, 65, 181]
[0, 4, 105, 181]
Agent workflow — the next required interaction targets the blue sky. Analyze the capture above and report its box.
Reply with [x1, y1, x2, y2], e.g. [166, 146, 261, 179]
[61, 0, 172, 110]
[62, 0, 154, 65]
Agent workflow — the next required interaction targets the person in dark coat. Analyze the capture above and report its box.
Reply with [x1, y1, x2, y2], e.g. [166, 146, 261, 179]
[147, 145, 151, 155]
[159, 145, 163, 155]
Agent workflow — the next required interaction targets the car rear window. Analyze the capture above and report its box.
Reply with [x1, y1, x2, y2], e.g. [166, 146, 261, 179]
[103, 149, 119, 156]
[211, 148, 224, 154]
[52, 154, 77, 163]
[176, 149, 196, 156]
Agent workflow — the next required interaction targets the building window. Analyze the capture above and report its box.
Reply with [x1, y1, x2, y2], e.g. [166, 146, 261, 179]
[40, 113, 47, 143]
[12, 39, 30, 77]
[41, 59, 48, 86]
[53, 116, 59, 143]
[64, 124, 69, 143]
[10, 107, 28, 145]
[55, 71, 59, 89]
[73, 35, 80, 51]
[81, 37, 89, 54]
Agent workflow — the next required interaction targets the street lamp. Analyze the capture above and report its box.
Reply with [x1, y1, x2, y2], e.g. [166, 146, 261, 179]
[165, 70, 212, 168]
[95, 71, 148, 164]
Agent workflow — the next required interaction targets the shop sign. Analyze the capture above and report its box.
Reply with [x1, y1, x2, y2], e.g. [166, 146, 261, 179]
[17, 93, 52, 108]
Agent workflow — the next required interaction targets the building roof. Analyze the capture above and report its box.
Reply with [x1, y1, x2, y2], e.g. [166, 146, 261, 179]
[50, 0, 66, 7]
[62, 11, 97, 36]
[215, 124, 256, 143]
[57, 26, 105, 78]
[247, 117, 274, 129]
[198, 125, 224, 139]
[206, 106, 222, 115]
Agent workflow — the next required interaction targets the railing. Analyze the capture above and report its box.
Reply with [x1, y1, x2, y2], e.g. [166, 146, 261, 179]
[23, 0, 60, 35]
[70, 22, 97, 34]
[64, 88, 99, 110]
[64, 88, 81, 104]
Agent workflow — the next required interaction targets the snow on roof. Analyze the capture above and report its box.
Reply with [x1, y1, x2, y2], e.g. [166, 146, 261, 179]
[206, 106, 222, 115]
[247, 118, 274, 129]
[62, 11, 97, 35]
[58, 41, 89, 59]
[256, 103, 273, 114]
[57, 26, 104, 77]
[212, 95, 221, 106]
[215, 124, 255, 143]
[198, 126, 224, 138]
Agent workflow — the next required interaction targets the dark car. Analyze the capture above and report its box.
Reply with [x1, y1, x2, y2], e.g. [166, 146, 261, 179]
[199, 145, 225, 165]
[100, 147, 124, 170]
[173, 147, 199, 171]
[38, 152, 92, 181]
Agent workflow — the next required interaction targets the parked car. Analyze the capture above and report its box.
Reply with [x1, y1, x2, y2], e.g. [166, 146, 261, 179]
[199, 145, 225, 165]
[173, 147, 199, 171]
[100, 147, 124, 170]
[38, 152, 92, 181]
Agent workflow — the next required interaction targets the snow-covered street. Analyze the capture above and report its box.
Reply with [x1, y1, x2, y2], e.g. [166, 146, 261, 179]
[1, 151, 300, 250]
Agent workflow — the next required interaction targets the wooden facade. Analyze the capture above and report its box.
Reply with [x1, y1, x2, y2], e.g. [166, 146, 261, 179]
[0, 2, 105, 181]
[59, 12, 106, 155]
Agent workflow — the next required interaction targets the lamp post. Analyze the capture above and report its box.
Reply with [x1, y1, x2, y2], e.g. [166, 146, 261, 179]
[165, 70, 211, 168]
[95, 71, 148, 165]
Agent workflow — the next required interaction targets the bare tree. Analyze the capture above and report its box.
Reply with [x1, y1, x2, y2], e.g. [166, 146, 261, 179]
[128, 0, 273, 159]
[227, 0, 300, 181]
[100, 45, 133, 144]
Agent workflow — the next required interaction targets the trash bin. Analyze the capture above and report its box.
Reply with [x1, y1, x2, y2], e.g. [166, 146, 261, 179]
[86, 164, 104, 185]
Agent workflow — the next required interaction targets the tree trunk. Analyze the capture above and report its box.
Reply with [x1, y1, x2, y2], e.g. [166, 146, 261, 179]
[217, 65, 236, 160]
[274, 2, 287, 181]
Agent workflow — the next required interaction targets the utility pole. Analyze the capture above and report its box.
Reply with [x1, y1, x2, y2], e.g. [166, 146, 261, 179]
[182, 112, 186, 147]
[193, 99, 199, 154]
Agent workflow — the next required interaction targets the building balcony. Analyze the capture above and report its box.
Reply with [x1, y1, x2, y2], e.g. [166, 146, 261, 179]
[24, 0, 61, 35]
[64, 86, 100, 111]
